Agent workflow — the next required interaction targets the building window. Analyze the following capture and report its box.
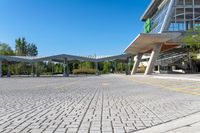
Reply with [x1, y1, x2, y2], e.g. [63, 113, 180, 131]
[194, 0, 200, 5]
[177, 0, 184, 5]
[195, 8, 200, 27]
[185, 0, 193, 5]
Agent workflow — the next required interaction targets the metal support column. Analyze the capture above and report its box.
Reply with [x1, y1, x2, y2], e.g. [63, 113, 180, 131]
[126, 57, 130, 75]
[7, 63, 11, 77]
[114, 61, 117, 73]
[0, 61, 2, 77]
[145, 44, 162, 75]
[95, 62, 99, 76]
[51, 60, 54, 76]
[31, 63, 34, 77]
[36, 63, 40, 77]
[131, 53, 143, 75]
[63, 58, 69, 77]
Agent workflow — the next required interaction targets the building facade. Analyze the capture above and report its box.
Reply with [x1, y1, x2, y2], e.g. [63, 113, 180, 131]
[125, 0, 200, 75]
[144, 0, 200, 33]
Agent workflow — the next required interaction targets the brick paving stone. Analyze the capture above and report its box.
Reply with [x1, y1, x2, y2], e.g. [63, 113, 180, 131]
[0, 75, 200, 133]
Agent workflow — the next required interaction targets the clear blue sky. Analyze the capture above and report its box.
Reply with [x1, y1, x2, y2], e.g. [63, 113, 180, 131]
[0, 0, 150, 56]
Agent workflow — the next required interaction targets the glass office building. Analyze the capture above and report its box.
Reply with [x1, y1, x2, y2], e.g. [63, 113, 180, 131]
[142, 0, 200, 33]
[125, 0, 200, 74]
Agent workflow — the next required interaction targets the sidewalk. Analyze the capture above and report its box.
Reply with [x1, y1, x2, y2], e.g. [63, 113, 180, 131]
[129, 73, 200, 133]
[132, 74, 200, 82]
[136, 112, 200, 133]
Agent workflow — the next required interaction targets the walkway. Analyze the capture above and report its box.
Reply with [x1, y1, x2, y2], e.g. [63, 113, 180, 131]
[0, 75, 200, 133]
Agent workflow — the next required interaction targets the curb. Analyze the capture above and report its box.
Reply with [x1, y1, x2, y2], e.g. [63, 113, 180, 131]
[135, 112, 200, 133]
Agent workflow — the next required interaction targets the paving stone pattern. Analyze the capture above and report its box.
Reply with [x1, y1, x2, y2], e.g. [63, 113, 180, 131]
[0, 75, 200, 133]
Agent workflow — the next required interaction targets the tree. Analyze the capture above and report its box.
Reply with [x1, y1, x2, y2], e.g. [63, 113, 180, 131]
[102, 61, 111, 74]
[0, 43, 15, 75]
[79, 62, 94, 69]
[15, 37, 27, 56]
[0, 43, 14, 55]
[182, 26, 200, 53]
[27, 43, 38, 56]
[182, 26, 200, 72]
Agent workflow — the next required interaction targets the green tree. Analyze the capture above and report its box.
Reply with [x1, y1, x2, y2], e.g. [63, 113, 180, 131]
[79, 62, 94, 69]
[102, 61, 111, 74]
[182, 27, 200, 72]
[0, 43, 14, 55]
[27, 43, 38, 56]
[182, 26, 200, 54]
[0, 43, 15, 76]
[15, 37, 27, 56]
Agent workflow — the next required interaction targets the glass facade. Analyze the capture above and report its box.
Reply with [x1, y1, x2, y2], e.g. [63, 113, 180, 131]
[150, 0, 171, 33]
[148, 0, 200, 33]
[169, 0, 200, 31]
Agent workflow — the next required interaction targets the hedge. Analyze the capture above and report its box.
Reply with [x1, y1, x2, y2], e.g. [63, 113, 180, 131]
[73, 68, 96, 74]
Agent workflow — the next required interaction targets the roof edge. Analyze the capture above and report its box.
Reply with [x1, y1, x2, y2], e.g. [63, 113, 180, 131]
[140, 0, 162, 21]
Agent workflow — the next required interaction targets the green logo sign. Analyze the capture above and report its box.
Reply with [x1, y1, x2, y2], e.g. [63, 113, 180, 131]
[144, 19, 151, 33]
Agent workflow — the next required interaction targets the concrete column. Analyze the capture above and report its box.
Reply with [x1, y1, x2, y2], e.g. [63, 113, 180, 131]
[95, 62, 99, 76]
[0, 61, 2, 77]
[144, 44, 162, 75]
[158, 65, 161, 73]
[63, 58, 69, 77]
[131, 53, 143, 75]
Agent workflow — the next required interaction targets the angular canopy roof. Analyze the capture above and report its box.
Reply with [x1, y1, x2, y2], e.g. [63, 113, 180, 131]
[0, 54, 132, 63]
[124, 32, 182, 55]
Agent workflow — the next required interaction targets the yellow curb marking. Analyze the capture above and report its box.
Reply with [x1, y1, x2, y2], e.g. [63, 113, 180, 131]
[122, 76, 200, 96]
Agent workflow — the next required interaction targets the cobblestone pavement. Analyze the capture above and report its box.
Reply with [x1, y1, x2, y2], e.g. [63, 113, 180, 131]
[126, 75, 200, 96]
[0, 75, 200, 133]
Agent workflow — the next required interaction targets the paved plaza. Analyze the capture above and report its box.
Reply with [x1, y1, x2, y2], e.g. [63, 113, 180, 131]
[0, 75, 200, 133]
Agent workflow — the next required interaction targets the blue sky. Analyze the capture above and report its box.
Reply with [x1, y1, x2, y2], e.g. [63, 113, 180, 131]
[0, 0, 150, 56]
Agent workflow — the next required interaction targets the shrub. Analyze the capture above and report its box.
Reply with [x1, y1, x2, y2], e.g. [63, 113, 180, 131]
[73, 68, 96, 75]
[137, 65, 146, 73]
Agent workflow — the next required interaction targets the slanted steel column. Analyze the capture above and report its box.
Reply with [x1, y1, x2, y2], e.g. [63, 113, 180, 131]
[63, 58, 69, 77]
[95, 62, 99, 76]
[131, 53, 143, 75]
[159, 0, 175, 32]
[145, 44, 162, 75]
[0, 61, 2, 77]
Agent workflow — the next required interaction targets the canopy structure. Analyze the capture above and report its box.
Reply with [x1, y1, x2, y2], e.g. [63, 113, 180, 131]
[0, 53, 133, 78]
[124, 32, 182, 55]
[0, 54, 95, 63]
[124, 32, 182, 75]
[0, 54, 132, 63]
